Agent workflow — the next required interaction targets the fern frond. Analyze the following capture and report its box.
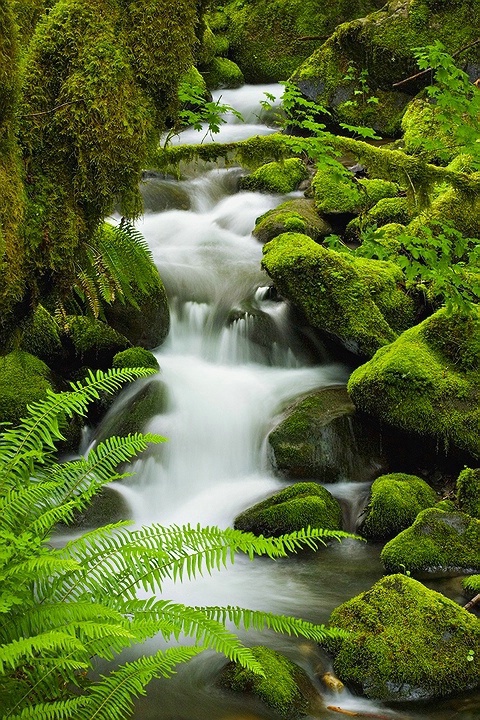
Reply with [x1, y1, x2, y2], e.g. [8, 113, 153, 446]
[7, 698, 86, 720]
[76, 646, 205, 720]
[0, 631, 87, 674]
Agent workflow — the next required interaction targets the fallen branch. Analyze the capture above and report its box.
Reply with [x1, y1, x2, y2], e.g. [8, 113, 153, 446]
[392, 38, 480, 89]
[326, 707, 400, 719]
[463, 593, 480, 612]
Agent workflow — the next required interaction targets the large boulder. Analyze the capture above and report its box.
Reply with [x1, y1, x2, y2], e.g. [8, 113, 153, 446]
[104, 278, 170, 350]
[267, 386, 390, 483]
[380, 507, 480, 575]
[348, 308, 480, 458]
[253, 199, 332, 245]
[262, 232, 416, 357]
[456, 467, 480, 519]
[327, 574, 480, 700]
[290, 0, 480, 136]
[62, 315, 131, 370]
[234, 482, 343, 536]
[217, 645, 319, 719]
[359, 473, 437, 541]
[0, 351, 53, 426]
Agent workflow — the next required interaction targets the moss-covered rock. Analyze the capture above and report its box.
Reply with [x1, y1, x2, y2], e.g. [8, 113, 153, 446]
[456, 467, 480, 520]
[268, 387, 390, 483]
[463, 574, 480, 595]
[202, 56, 244, 90]
[381, 508, 480, 575]
[262, 232, 416, 357]
[241, 159, 308, 194]
[0, 350, 53, 426]
[112, 347, 159, 372]
[211, 0, 384, 83]
[366, 196, 411, 226]
[63, 316, 130, 369]
[290, 0, 480, 136]
[94, 378, 168, 441]
[19, 304, 64, 367]
[348, 308, 480, 457]
[312, 169, 399, 216]
[234, 482, 342, 537]
[104, 278, 170, 350]
[359, 473, 437, 541]
[401, 98, 453, 164]
[406, 185, 480, 241]
[253, 199, 331, 245]
[327, 574, 480, 700]
[217, 645, 316, 719]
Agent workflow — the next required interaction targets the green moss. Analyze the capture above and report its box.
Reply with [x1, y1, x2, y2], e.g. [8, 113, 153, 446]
[0, 350, 52, 426]
[112, 347, 159, 371]
[241, 159, 308, 194]
[407, 186, 480, 240]
[196, 23, 216, 66]
[463, 574, 480, 595]
[359, 473, 437, 541]
[456, 468, 480, 519]
[401, 98, 453, 164]
[202, 56, 244, 90]
[19, 304, 64, 366]
[435, 499, 456, 512]
[234, 482, 342, 537]
[312, 166, 363, 215]
[328, 574, 480, 700]
[348, 308, 480, 457]
[217, 645, 313, 719]
[181, 65, 208, 98]
[64, 315, 130, 368]
[367, 196, 411, 225]
[253, 198, 331, 244]
[381, 507, 480, 575]
[262, 233, 416, 357]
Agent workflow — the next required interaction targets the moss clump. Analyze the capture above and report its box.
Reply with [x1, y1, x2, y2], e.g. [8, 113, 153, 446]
[0, 351, 52, 426]
[104, 278, 170, 350]
[262, 233, 416, 357]
[202, 56, 244, 90]
[463, 575, 480, 595]
[406, 186, 480, 241]
[19, 305, 64, 366]
[348, 308, 480, 457]
[112, 347, 159, 371]
[234, 482, 342, 537]
[328, 574, 480, 700]
[312, 170, 399, 216]
[241, 159, 308, 194]
[401, 98, 453, 164]
[381, 508, 480, 575]
[63, 316, 130, 369]
[366, 196, 411, 226]
[253, 198, 331, 244]
[217, 645, 314, 719]
[456, 467, 480, 519]
[359, 473, 437, 541]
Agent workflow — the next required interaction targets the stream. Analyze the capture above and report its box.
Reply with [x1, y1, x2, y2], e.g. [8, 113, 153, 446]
[87, 85, 479, 720]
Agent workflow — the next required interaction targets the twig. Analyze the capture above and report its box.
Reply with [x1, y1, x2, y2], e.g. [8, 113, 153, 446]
[298, 35, 329, 42]
[463, 593, 480, 612]
[392, 38, 480, 89]
[21, 100, 82, 118]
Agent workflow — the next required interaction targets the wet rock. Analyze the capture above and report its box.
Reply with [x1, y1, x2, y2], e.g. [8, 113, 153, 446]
[254, 199, 332, 245]
[70, 486, 130, 530]
[327, 574, 480, 700]
[267, 387, 390, 483]
[240, 159, 308, 194]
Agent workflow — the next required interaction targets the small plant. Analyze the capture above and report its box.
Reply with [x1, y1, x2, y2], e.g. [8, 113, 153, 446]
[467, 649, 475, 662]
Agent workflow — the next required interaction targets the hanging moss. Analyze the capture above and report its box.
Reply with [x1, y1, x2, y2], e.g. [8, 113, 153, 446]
[380, 507, 480, 575]
[359, 473, 437, 541]
[456, 467, 480, 519]
[328, 574, 480, 700]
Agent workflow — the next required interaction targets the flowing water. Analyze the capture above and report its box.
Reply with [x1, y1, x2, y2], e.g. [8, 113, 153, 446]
[88, 85, 479, 720]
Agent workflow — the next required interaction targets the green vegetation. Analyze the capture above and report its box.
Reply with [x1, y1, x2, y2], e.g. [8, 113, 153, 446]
[463, 575, 480, 595]
[202, 56, 244, 90]
[253, 198, 332, 244]
[0, 350, 52, 426]
[0, 369, 351, 718]
[240, 158, 308, 193]
[359, 473, 437, 541]
[381, 507, 480, 574]
[113, 347, 160, 372]
[234, 482, 344, 536]
[456, 467, 480, 519]
[218, 645, 315, 719]
[328, 574, 480, 700]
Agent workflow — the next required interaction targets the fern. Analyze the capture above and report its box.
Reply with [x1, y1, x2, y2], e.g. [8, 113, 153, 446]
[0, 369, 355, 719]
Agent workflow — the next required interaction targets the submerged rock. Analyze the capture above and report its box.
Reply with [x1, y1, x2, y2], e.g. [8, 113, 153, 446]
[267, 386, 389, 483]
[217, 645, 319, 720]
[359, 473, 437, 542]
[381, 508, 480, 576]
[234, 482, 342, 536]
[348, 308, 480, 458]
[327, 574, 480, 700]
[262, 232, 416, 357]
